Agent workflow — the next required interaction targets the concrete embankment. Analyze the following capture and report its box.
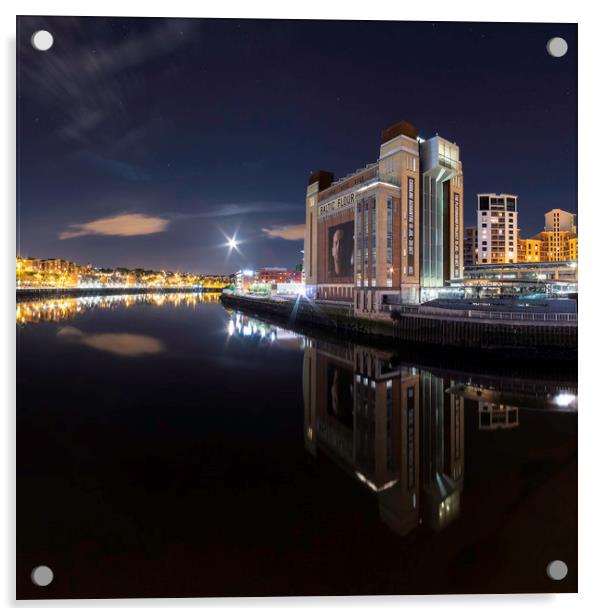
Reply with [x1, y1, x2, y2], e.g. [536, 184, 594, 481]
[220, 293, 577, 356]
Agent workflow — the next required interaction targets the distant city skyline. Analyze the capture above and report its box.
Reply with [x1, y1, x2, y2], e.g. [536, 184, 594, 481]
[17, 17, 577, 274]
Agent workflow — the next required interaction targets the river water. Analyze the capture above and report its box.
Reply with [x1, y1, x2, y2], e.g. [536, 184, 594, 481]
[16, 292, 577, 598]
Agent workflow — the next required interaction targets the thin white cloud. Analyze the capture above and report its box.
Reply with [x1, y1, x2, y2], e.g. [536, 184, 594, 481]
[59, 212, 170, 240]
[171, 202, 300, 220]
[20, 18, 195, 148]
[262, 224, 305, 241]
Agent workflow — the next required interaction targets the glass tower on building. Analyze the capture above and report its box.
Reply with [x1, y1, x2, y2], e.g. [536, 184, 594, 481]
[419, 136, 463, 301]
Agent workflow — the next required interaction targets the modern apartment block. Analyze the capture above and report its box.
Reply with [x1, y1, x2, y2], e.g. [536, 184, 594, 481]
[463, 226, 477, 266]
[476, 194, 518, 264]
[540, 208, 578, 261]
[518, 208, 578, 263]
[545, 208, 576, 234]
[304, 120, 463, 309]
[517, 237, 542, 263]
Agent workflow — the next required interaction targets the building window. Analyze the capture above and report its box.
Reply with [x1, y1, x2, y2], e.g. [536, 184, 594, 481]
[438, 140, 459, 170]
[371, 198, 377, 287]
[309, 213, 313, 277]
[356, 203, 362, 286]
[386, 197, 393, 287]
[363, 201, 369, 288]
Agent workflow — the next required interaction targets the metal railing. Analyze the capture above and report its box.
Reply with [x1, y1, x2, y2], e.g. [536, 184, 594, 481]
[384, 303, 577, 323]
[464, 310, 576, 322]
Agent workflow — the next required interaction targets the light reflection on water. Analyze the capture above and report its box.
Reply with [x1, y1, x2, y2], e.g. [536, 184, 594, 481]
[17, 294, 577, 595]
[226, 310, 303, 350]
[16, 292, 220, 325]
[224, 309, 577, 536]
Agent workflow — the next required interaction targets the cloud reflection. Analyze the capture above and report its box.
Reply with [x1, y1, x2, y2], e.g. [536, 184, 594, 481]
[58, 326, 164, 357]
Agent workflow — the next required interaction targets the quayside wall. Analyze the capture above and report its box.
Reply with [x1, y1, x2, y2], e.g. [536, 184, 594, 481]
[220, 293, 577, 355]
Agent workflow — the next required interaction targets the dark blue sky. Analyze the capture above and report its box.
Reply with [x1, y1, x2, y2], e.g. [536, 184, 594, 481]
[17, 17, 577, 274]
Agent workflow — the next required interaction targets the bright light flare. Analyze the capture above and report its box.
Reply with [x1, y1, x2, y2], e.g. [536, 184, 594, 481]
[222, 232, 243, 257]
[553, 392, 577, 408]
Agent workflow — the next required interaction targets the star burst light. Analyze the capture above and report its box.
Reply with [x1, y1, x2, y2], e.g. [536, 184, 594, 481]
[222, 232, 243, 257]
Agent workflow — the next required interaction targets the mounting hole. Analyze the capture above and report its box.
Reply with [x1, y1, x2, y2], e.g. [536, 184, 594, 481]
[546, 560, 568, 581]
[31, 565, 54, 587]
[31, 30, 54, 51]
[546, 37, 568, 58]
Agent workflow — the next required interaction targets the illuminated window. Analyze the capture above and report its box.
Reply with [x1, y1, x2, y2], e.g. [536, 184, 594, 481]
[356, 203, 362, 286]
[371, 198, 376, 287]
[386, 197, 393, 287]
[363, 201, 369, 287]
[438, 140, 459, 170]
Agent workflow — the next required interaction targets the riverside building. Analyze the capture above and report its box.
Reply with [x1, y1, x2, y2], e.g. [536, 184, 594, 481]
[304, 121, 464, 309]
[517, 208, 578, 263]
[476, 193, 518, 264]
[537, 208, 578, 262]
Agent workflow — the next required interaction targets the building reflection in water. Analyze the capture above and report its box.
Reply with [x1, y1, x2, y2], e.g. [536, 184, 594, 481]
[478, 403, 519, 431]
[303, 339, 464, 537]
[16, 292, 220, 325]
[220, 310, 577, 539]
[226, 311, 303, 350]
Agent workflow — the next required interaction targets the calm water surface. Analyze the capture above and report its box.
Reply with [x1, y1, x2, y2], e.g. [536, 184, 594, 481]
[16, 293, 577, 598]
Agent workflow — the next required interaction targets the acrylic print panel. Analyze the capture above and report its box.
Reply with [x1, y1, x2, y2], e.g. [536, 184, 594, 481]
[16, 15, 577, 599]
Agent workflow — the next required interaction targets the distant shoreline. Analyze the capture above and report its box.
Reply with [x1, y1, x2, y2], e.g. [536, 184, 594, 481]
[16, 287, 223, 302]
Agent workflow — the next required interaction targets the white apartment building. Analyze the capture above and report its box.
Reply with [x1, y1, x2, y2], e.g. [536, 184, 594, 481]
[476, 193, 518, 264]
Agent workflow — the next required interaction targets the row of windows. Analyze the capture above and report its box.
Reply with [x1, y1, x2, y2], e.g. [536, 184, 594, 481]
[451, 175, 462, 188]
[319, 286, 353, 300]
[356, 197, 377, 288]
[371, 200, 377, 287]
[479, 196, 517, 212]
[355, 203, 362, 287]
[363, 202, 369, 287]
[405, 156, 418, 172]
[438, 141, 459, 170]
[481, 212, 516, 219]
[386, 197, 393, 287]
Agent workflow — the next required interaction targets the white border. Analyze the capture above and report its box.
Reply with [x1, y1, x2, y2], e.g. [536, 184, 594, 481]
[2, 1, 598, 613]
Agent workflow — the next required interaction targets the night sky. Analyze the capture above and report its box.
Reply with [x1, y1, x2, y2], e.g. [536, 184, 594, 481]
[17, 17, 577, 274]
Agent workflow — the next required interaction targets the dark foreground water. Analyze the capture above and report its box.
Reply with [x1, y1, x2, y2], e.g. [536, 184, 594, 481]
[16, 293, 577, 598]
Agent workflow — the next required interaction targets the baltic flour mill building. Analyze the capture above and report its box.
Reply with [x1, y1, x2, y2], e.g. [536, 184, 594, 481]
[304, 120, 464, 311]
